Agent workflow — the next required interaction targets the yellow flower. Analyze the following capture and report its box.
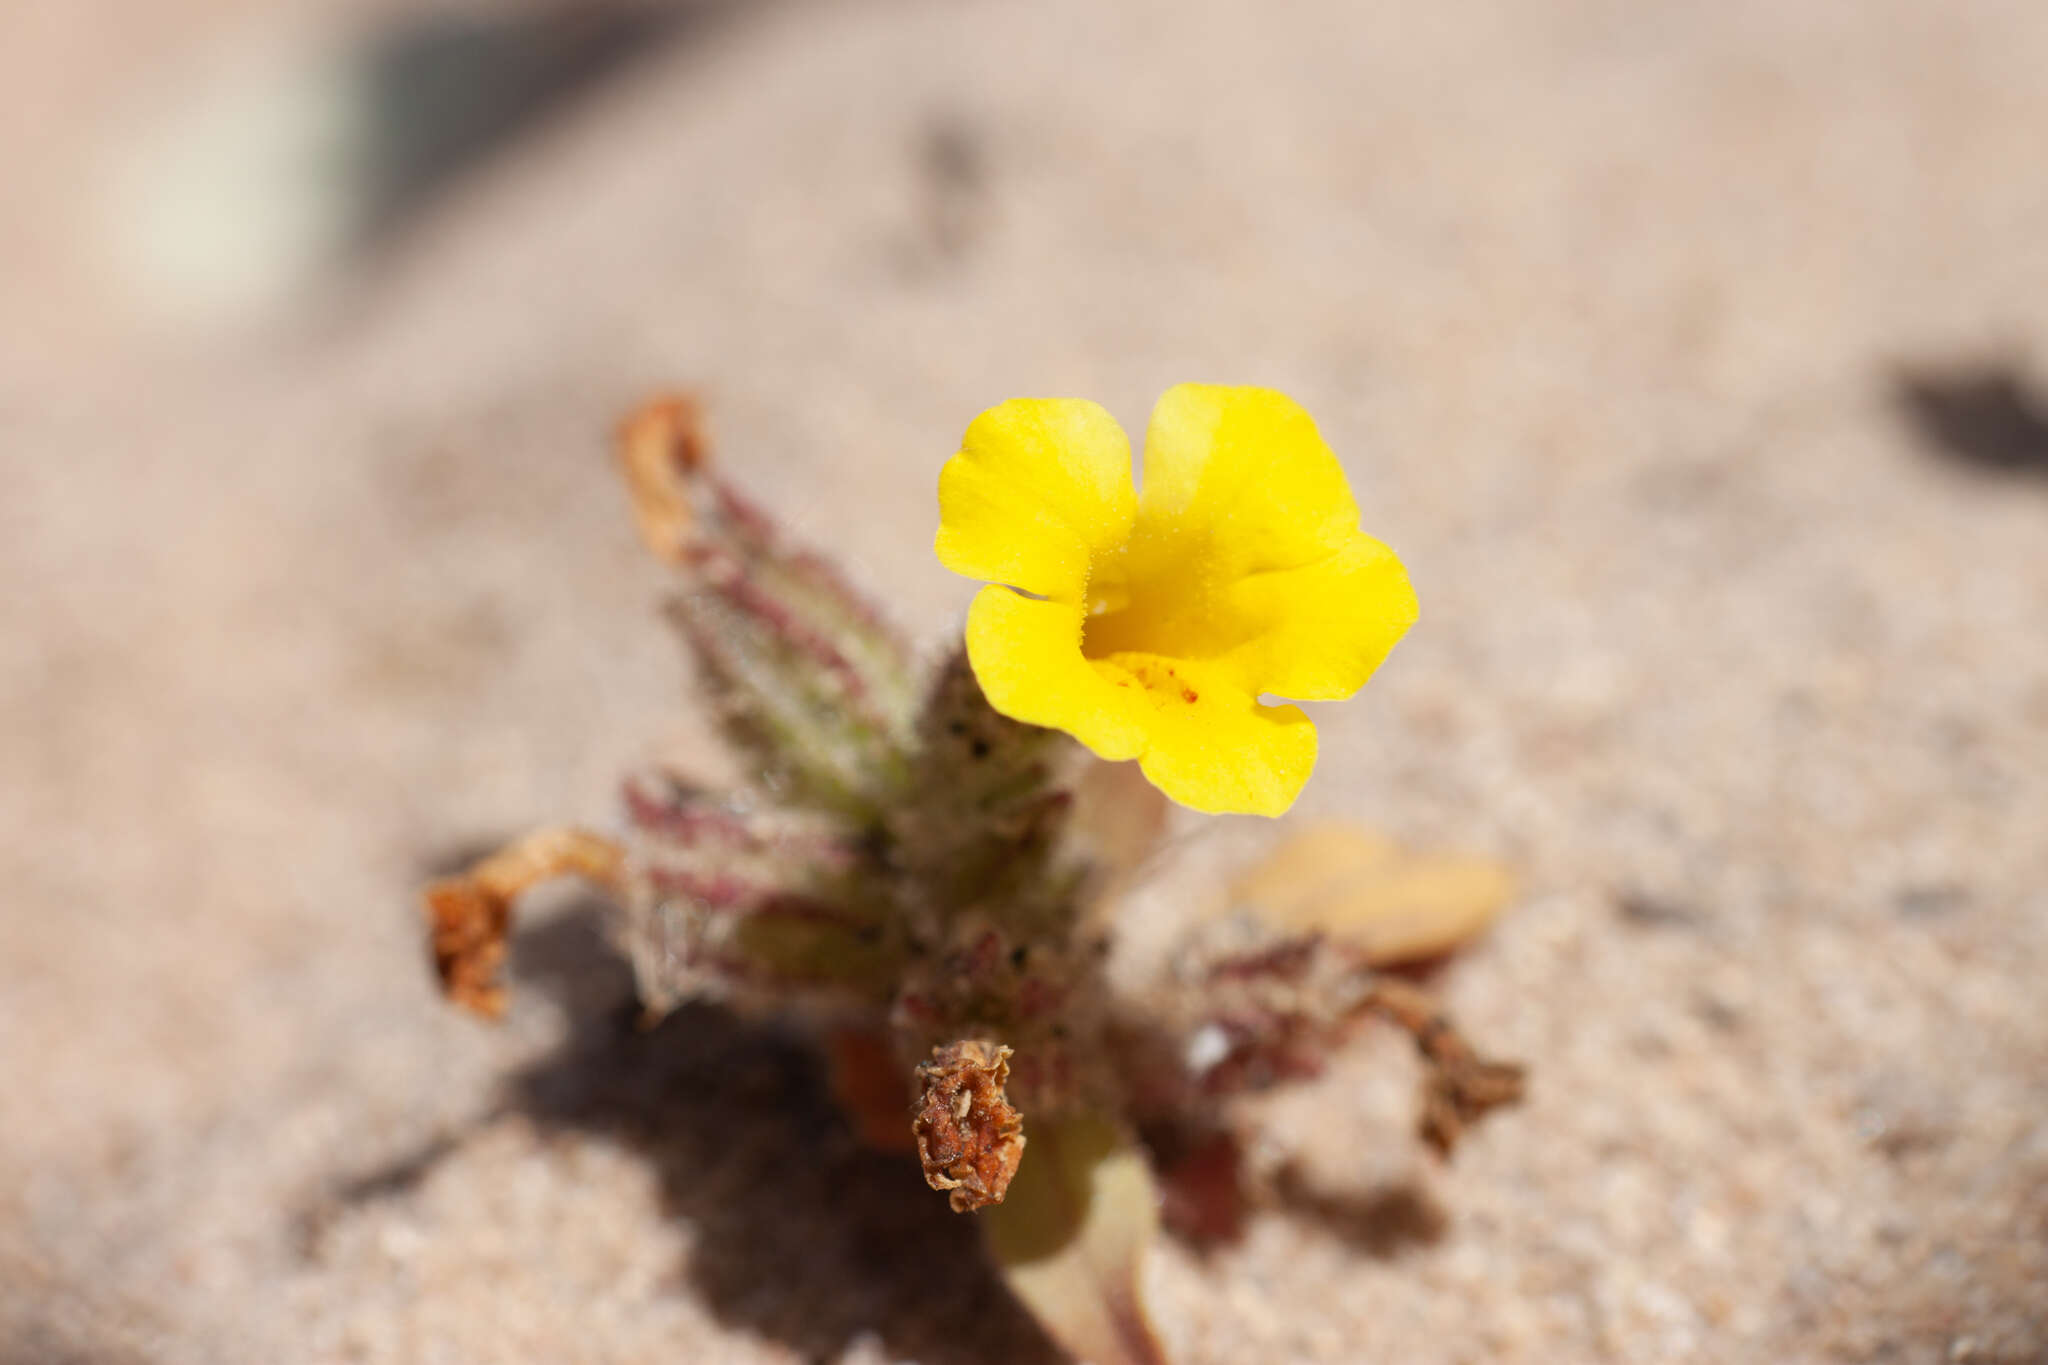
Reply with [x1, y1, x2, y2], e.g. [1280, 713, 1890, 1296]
[935, 384, 1417, 816]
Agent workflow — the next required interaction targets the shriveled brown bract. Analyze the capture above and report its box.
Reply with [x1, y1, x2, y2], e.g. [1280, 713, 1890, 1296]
[913, 1040, 1027, 1212]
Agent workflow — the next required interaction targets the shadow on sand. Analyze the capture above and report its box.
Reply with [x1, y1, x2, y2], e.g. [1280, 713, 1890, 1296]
[338, 907, 1062, 1364]
[325, 903, 1454, 1360]
[1894, 362, 2048, 479]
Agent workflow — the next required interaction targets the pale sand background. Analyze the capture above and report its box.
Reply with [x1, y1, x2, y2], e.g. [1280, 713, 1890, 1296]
[4, 1, 2047, 1361]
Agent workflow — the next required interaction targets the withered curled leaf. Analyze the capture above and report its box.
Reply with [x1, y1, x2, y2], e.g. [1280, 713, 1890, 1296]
[423, 876, 513, 1019]
[421, 827, 624, 1018]
[1364, 976, 1528, 1155]
[616, 394, 709, 564]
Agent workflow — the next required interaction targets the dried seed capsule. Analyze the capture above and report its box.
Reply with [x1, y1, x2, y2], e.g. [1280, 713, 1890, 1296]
[912, 1040, 1026, 1212]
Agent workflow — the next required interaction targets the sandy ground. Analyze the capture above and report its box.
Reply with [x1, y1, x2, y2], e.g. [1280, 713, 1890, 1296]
[5, 0, 2048, 1361]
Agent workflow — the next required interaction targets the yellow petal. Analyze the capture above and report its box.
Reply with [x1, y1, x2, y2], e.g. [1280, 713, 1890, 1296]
[1091, 653, 1317, 816]
[1085, 532, 1415, 701]
[965, 586, 1150, 761]
[1133, 384, 1360, 582]
[1074, 386, 1414, 699]
[1213, 534, 1417, 699]
[936, 398, 1137, 602]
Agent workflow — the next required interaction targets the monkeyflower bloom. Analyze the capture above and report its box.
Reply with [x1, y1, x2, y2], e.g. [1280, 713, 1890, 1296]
[936, 384, 1417, 816]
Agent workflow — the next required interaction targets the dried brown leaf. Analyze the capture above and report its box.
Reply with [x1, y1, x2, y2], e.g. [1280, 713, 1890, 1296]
[1364, 976, 1528, 1155]
[423, 876, 514, 1018]
[913, 1040, 1026, 1212]
[421, 827, 624, 1018]
[615, 393, 709, 564]
[1231, 823, 1514, 966]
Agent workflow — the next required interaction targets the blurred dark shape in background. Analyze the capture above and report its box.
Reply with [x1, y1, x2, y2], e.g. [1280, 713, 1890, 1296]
[353, 6, 703, 253]
[103, 4, 720, 327]
[1894, 362, 2048, 479]
[911, 111, 987, 265]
